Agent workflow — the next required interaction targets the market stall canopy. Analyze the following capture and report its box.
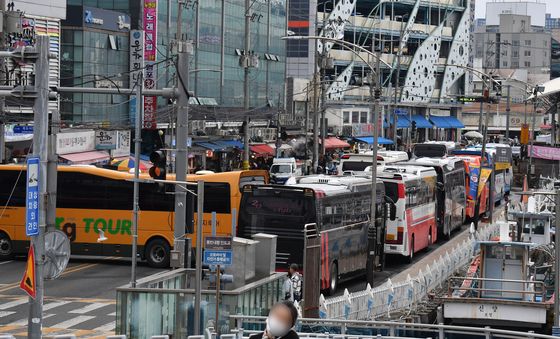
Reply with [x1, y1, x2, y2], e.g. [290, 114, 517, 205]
[320, 137, 351, 149]
[429, 115, 465, 129]
[354, 136, 394, 145]
[59, 151, 110, 165]
[250, 144, 275, 156]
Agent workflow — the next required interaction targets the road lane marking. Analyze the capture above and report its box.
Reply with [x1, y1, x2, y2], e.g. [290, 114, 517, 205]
[0, 263, 98, 293]
[50, 315, 95, 329]
[0, 260, 13, 265]
[94, 321, 116, 332]
[43, 300, 72, 311]
[0, 310, 15, 317]
[107, 312, 116, 316]
[9, 313, 55, 326]
[0, 298, 27, 310]
[69, 302, 109, 314]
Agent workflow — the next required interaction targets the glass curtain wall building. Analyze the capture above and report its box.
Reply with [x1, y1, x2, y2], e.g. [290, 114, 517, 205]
[62, 0, 287, 126]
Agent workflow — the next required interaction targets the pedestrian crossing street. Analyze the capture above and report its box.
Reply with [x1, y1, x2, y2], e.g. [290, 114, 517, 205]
[0, 295, 117, 338]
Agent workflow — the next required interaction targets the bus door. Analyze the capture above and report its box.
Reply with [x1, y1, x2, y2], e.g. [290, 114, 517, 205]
[383, 181, 406, 255]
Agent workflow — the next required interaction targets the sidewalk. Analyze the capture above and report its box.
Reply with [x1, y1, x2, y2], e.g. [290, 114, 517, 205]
[389, 206, 504, 284]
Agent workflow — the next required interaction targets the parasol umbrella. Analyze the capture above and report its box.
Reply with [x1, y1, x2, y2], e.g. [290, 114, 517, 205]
[464, 131, 483, 139]
[111, 157, 150, 171]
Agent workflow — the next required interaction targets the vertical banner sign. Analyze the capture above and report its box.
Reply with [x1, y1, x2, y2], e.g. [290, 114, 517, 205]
[143, 0, 158, 130]
[129, 30, 145, 125]
[477, 168, 492, 198]
[26, 157, 40, 237]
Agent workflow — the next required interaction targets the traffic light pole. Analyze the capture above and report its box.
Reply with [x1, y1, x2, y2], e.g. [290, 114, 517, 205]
[28, 35, 49, 339]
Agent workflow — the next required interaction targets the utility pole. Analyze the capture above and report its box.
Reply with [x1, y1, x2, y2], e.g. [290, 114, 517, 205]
[0, 0, 5, 165]
[174, 42, 191, 268]
[194, 180, 204, 335]
[478, 80, 486, 132]
[28, 34, 49, 339]
[555, 186, 560, 328]
[474, 83, 492, 229]
[320, 62, 327, 159]
[505, 84, 511, 140]
[242, 0, 251, 170]
[130, 73, 143, 288]
[367, 51, 382, 284]
[552, 100, 557, 147]
[172, 0, 189, 269]
[312, 71, 319, 174]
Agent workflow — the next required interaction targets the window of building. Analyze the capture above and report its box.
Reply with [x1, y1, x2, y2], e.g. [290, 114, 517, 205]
[525, 40, 531, 46]
[524, 61, 531, 67]
[512, 40, 519, 46]
[524, 50, 531, 56]
[360, 111, 368, 123]
[512, 61, 519, 67]
[343, 111, 350, 124]
[352, 111, 359, 123]
[513, 50, 519, 57]
[502, 61, 508, 67]
[545, 40, 548, 47]
[502, 49, 507, 56]
[108, 35, 117, 50]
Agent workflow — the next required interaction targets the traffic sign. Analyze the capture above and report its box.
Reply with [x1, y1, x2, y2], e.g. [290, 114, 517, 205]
[13, 125, 33, 134]
[205, 236, 232, 250]
[26, 157, 40, 237]
[395, 108, 408, 116]
[203, 250, 233, 266]
[20, 244, 36, 299]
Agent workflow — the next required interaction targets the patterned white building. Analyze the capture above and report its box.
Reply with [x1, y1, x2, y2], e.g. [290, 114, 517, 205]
[286, 0, 475, 142]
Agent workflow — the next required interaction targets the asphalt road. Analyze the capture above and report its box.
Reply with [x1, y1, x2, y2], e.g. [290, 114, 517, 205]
[0, 257, 167, 338]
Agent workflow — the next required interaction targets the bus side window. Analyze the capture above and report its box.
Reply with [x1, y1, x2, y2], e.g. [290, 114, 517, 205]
[0, 170, 26, 207]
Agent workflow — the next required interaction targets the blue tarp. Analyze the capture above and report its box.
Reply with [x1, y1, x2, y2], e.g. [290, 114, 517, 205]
[354, 136, 394, 145]
[429, 115, 465, 129]
[383, 115, 410, 129]
[222, 140, 244, 148]
[194, 142, 225, 151]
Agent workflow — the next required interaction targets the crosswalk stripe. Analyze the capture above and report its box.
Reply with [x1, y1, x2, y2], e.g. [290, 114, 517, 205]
[69, 302, 109, 314]
[94, 321, 116, 332]
[10, 313, 55, 326]
[43, 300, 72, 311]
[50, 315, 95, 329]
[107, 312, 116, 316]
[0, 298, 27, 310]
[0, 310, 15, 317]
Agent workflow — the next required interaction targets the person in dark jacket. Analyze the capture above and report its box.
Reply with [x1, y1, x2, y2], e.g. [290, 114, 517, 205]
[250, 301, 299, 339]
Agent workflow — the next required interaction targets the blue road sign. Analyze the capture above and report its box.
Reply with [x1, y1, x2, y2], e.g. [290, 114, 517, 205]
[395, 108, 409, 116]
[26, 157, 40, 237]
[13, 125, 33, 134]
[203, 250, 233, 266]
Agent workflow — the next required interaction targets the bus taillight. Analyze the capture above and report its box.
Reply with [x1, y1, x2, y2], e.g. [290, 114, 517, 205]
[397, 183, 405, 199]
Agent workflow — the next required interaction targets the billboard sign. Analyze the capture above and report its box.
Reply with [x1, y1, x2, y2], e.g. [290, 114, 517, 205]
[129, 30, 144, 125]
[143, 0, 158, 130]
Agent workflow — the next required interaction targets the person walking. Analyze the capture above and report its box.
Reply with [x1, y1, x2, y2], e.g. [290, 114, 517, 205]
[250, 301, 300, 339]
[283, 263, 302, 302]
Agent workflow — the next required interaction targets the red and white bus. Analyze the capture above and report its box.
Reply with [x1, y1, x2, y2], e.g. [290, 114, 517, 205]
[378, 165, 437, 261]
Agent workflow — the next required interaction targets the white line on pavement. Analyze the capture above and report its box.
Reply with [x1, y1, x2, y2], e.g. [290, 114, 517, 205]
[0, 311, 15, 318]
[0, 298, 27, 310]
[94, 321, 116, 332]
[0, 261, 13, 265]
[43, 300, 72, 311]
[107, 312, 116, 316]
[9, 313, 55, 326]
[69, 302, 110, 314]
[50, 315, 95, 329]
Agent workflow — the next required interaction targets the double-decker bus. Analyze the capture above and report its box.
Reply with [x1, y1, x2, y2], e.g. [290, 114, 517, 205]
[237, 175, 386, 294]
[400, 158, 466, 239]
[0, 165, 268, 267]
[452, 153, 490, 220]
[378, 165, 437, 261]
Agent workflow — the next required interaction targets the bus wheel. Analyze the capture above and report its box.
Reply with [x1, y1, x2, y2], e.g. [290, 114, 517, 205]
[0, 233, 14, 260]
[145, 238, 170, 268]
[407, 236, 415, 263]
[329, 262, 338, 295]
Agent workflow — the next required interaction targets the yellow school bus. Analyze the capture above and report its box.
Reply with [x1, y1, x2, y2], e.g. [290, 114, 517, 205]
[0, 165, 268, 267]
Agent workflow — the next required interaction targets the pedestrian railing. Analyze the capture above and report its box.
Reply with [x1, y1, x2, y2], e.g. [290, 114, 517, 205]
[229, 315, 556, 339]
[319, 223, 499, 321]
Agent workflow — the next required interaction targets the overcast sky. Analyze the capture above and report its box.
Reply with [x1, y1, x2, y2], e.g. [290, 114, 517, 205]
[475, 0, 560, 19]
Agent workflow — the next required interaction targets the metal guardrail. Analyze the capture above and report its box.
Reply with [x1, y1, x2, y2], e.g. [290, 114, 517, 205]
[320, 223, 499, 320]
[229, 315, 557, 339]
[447, 276, 547, 301]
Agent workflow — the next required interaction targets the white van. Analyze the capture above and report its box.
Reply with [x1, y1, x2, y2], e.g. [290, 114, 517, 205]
[270, 158, 301, 184]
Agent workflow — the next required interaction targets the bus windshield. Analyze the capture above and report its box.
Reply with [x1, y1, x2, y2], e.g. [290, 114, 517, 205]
[270, 164, 292, 174]
[242, 189, 311, 218]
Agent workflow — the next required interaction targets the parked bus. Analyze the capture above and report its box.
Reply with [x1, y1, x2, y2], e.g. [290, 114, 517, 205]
[338, 151, 408, 174]
[378, 165, 437, 261]
[399, 157, 466, 239]
[0, 165, 268, 267]
[452, 154, 490, 220]
[412, 141, 458, 158]
[237, 175, 386, 294]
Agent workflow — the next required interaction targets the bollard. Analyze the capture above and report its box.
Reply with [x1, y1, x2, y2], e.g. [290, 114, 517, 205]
[484, 326, 492, 339]
[438, 323, 445, 339]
